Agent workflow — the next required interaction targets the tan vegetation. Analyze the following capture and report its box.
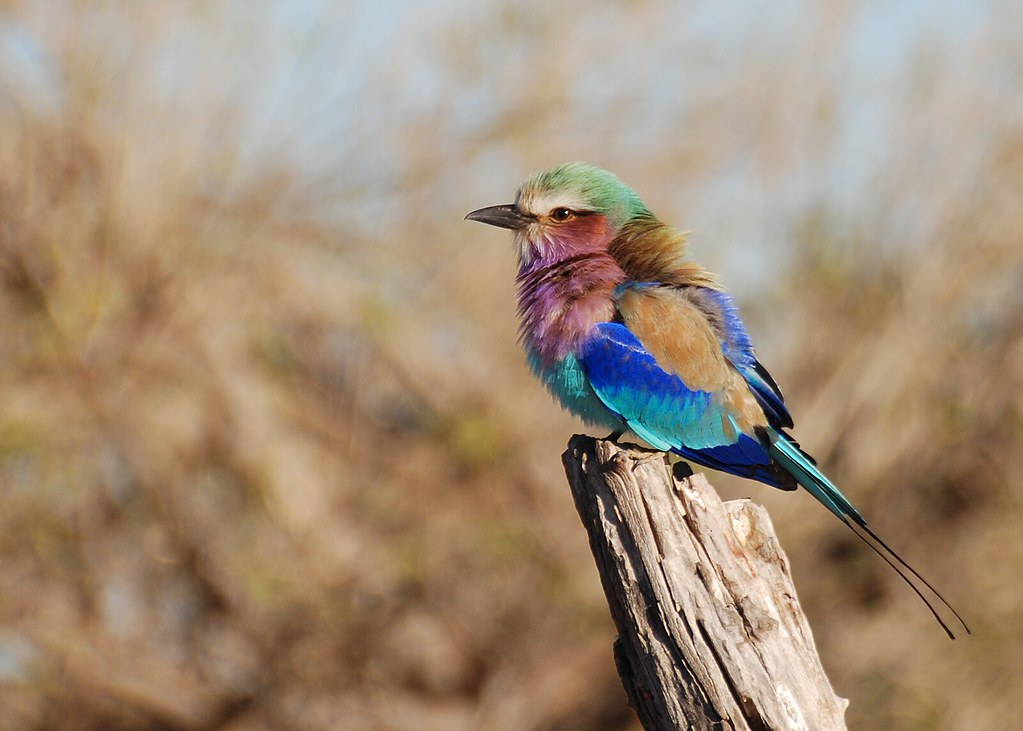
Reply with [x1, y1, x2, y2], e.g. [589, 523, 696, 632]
[0, 2, 1020, 729]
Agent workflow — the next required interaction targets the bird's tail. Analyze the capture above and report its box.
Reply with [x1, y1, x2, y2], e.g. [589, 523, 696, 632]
[767, 429, 970, 640]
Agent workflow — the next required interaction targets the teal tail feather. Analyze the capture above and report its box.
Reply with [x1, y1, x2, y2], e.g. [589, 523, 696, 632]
[767, 429, 970, 640]
[768, 430, 865, 526]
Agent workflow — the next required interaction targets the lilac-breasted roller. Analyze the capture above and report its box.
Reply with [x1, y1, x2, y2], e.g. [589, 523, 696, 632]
[466, 162, 967, 638]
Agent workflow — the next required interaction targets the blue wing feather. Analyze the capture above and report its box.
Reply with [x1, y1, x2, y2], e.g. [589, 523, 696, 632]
[694, 288, 793, 429]
[744, 360, 793, 428]
[579, 322, 791, 488]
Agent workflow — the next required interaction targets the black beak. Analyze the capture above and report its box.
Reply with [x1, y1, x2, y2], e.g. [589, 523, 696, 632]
[464, 204, 532, 230]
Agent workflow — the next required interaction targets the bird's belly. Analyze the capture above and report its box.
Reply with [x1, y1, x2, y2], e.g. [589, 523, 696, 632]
[526, 349, 626, 432]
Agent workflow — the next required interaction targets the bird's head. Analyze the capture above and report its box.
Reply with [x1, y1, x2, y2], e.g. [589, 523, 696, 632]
[466, 162, 652, 267]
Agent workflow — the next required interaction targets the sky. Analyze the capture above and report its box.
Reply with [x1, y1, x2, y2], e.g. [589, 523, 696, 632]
[1, 0, 1018, 292]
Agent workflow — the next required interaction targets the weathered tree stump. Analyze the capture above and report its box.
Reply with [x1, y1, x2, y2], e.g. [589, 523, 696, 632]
[563, 435, 848, 731]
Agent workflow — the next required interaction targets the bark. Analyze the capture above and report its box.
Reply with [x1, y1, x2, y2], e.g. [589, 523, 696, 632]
[563, 435, 848, 731]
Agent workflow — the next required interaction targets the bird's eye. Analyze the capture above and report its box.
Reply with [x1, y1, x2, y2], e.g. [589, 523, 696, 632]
[550, 207, 574, 222]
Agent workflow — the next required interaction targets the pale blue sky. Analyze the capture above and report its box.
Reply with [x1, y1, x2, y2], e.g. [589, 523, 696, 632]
[1, 0, 1018, 291]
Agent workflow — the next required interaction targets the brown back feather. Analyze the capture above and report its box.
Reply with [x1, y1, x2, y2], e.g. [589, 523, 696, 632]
[607, 217, 720, 288]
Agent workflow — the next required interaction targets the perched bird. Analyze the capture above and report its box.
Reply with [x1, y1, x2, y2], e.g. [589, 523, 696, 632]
[466, 162, 967, 638]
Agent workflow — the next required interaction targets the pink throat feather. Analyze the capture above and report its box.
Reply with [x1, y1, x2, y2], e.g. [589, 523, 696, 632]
[515, 249, 624, 367]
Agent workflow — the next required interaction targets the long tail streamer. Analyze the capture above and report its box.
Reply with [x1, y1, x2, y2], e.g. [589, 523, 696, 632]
[769, 430, 970, 640]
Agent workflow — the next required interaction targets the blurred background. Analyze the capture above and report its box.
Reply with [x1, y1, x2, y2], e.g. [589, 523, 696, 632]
[1, 1, 1020, 729]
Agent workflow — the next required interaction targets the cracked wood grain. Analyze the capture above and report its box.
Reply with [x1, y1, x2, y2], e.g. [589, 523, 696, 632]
[563, 435, 848, 731]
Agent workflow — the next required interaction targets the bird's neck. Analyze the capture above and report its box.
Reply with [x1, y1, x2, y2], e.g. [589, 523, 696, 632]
[516, 252, 623, 368]
[609, 217, 720, 288]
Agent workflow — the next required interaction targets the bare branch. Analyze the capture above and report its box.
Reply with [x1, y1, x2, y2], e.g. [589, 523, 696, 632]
[563, 435, 848, 731]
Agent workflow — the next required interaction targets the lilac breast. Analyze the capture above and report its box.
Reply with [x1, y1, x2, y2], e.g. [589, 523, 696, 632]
[515, 252, 623, 368]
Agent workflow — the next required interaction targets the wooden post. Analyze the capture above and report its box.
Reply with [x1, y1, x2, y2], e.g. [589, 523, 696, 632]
[563, 435, 848, 731]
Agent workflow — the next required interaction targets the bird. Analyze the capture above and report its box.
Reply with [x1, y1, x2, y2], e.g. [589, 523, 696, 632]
[466, 161, 968, 639]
